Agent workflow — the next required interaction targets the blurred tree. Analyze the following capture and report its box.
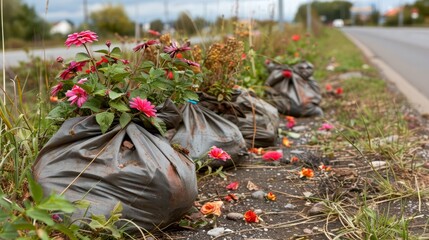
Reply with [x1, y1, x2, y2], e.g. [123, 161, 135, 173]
[89, 4, 134, 36]
[150, 19, 164, 32]
[174, 12, 196, 36]
[295, 1, 352, 24]
[2, 0, 50, 41]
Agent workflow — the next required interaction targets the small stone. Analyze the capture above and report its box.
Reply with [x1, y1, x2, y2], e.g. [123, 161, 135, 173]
[303, 228, 313, 234]
[224, 228, 233, 233]
[422, 162, 429, 169]
[254, 209, 263, 214]
[207, 227, 225, 237]
[292, 126, 307, 132]
[303, 191, 313, 198]
[284, 203, 296, 209]
[264, 228, 268, 231]
[348, 163, 356, 167]
[290, 150, 305, 154]
[308, 202, 328, 216]
[251, 190, 266, 199]
[371, 161, 387, 169]
[226, 212, 244, 221]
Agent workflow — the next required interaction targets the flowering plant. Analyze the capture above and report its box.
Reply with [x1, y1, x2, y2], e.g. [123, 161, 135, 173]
[48, 30, 202, 134]
[199, 37, 245, 101]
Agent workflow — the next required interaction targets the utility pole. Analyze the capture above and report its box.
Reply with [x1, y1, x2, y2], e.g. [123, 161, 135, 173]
[306, 0, 312, 34]
[278, 0, 284, 30]
[398, 2, 404, 27]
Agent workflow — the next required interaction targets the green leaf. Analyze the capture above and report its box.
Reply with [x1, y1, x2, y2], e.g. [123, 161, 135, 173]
[108, 91, 124, 100]
[77, 83, 94, 93]
[110, 47, 122, 58]
[47, 102, 76, 120]
[119, 112, 132, 128]
[129, 89, 147, 100]
[52, 224, 78, 240]
[93, 89, 107, 96]
[96, 112, 115, 134]
[26, 207, 55, 226]
[0, 222, 19, 239]
[149, 117, 166, 135]
[36, 229, 50, 240]
[287, 131, 301, 139]
[75, 52, 91, 62]
[159, 53, 172, 61]
[81, 97, 103, 113]
[183, 90, 199, 101]
[94, 49, 109, 54]
[38, 194, 75, 213]
[111, 202, 123, 215]
[109, 100, 130, 112]
[140, 61, 154, 69]
[26, 173, 43, 204]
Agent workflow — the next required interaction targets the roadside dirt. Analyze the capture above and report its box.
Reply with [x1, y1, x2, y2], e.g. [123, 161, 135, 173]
[153, 104, 429, 239]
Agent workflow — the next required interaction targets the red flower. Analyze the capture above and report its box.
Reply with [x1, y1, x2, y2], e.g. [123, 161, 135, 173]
[241, 53, 247, 60]
[176, 53, 183, 59]
[248, 148, 265, 155]
[286, 116, 295, 128]
[65, 30, 98, 48]
[326, 84, 332, 91]
[166, 70, 174, 80]
[65, 85, 88, 108]
[243, 210, 259, 223]
[129, 97, 157, 117]
[208, 146, 231, 161]
[148, 29, 161, 36]
[262, 151, 283, 161]
[224, 193, 239, 202]
[265, 59, 271, 65]
[164, 41, 191, 58]
[133, 39, 159, 52]
[335, 87, 343, 95]
[290, 156, 299, 163]
[291, 34, 301, 42]
[50, 82, 63, 96]
[56, 56, 64, 63]
[226, 181, 239, 190]
[105, 40, 111, 48]
[96, 56, 109, 66]
[299, 167, 315, 178]
[59, 61, 87, 80]
[282, 70, 292, 78]
[319, 164, 332, 172]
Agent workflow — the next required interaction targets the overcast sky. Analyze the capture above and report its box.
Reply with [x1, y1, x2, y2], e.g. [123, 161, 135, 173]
[23, 0, 412, 25]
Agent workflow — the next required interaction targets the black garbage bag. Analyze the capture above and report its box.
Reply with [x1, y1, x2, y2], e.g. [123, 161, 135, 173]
[170, 103, 247, 168]
[198, 91, 279, 148]
[32, 116, 198, 232]
[265, 60, 323, 117]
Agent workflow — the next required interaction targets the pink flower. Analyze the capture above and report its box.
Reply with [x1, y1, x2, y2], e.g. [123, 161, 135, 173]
[326, 84, 333, 91]
[129, 97, 157, 117]
[77, 78, 87, 84]
[56, 56, 64, 63]
[180, 58, 200, 68]
[164, 41, 191, 58]
[319, 123, 334, 131]
[133, 39, 159, 52]
[226, 181, 239, 190]
[262, 151, 283, 161]
[50, 82, 63, 96]
[65, 30, 98, 48]
[105, 40, 111, 48]
[65, 85, 88, 107]
[148, 29, 161, 36]
[208, 146, 231, 161]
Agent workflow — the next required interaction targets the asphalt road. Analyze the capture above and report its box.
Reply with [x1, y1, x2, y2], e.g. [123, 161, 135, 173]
[341, 27, 429, 99]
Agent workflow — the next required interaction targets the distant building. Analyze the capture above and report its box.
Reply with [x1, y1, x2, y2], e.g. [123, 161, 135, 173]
[350, 5, 375, 24]
[50, 20, 74, 35]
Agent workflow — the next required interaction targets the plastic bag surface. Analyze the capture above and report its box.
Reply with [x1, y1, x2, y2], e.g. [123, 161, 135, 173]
[33, 116, 198, 231]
